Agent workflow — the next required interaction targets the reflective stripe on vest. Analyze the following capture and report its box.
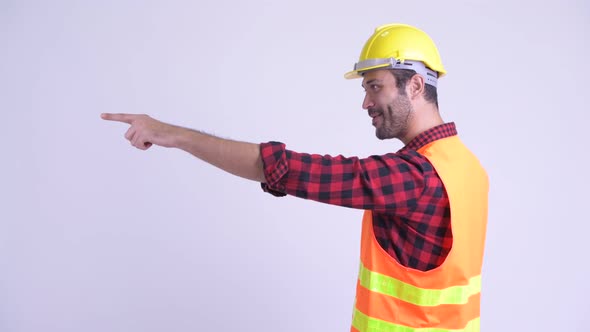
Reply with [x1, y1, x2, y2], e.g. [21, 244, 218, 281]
[358, 262, 481, 306]
[353, 309, 480, 332]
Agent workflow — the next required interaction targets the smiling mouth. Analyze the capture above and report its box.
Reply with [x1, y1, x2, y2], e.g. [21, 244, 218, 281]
[371, 114, 382, 126]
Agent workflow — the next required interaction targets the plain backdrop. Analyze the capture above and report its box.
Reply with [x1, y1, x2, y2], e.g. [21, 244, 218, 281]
[1, 0, 589, 331]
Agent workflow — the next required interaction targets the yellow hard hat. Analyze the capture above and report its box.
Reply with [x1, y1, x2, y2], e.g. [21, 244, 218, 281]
[345, 23, 446, 87]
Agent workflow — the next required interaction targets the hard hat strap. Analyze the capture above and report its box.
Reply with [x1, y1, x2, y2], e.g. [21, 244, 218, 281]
[354, 59, 439, 87]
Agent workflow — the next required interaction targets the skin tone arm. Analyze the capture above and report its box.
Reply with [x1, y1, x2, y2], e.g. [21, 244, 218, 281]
[100, 113, 266, 182]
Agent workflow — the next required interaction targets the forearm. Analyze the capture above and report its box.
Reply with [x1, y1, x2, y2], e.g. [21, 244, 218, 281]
[101, 113, 265, 182]
[173, 126, 265, 182]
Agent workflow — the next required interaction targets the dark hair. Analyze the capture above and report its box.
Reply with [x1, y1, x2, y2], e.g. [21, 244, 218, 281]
[390, 69, 439, 108]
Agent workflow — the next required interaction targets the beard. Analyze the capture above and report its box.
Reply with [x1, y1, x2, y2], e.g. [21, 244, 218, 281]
[372, 94, 414, 140]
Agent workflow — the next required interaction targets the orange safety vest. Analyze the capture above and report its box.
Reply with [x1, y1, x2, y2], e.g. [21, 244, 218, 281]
[351, 135, 489, 332]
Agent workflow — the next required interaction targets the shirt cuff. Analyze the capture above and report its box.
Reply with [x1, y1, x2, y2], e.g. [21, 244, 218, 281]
[259, 141, 289, 197]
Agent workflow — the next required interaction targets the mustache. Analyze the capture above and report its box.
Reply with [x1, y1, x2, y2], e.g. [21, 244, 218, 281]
[368, 108, 383, 117]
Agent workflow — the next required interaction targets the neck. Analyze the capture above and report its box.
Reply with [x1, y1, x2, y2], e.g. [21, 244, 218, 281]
[400, 103, 444, 145]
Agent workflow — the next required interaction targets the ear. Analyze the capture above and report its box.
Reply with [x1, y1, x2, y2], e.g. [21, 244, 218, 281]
[406, 74, 425, 100]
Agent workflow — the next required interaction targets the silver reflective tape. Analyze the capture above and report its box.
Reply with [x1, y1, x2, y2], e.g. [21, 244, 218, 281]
[354, 59, 438, 87]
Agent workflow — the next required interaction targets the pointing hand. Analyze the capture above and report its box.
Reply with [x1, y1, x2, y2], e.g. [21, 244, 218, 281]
[101, 113, 178, 150]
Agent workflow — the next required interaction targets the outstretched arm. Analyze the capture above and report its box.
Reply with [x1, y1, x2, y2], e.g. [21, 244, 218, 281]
[101, 113, 265, 182]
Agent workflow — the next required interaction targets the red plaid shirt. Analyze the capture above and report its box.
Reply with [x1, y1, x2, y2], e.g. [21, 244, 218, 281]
[260, 123, 457, 271]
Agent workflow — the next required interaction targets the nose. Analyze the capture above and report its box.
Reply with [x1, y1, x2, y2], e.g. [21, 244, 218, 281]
[362, 93, 374, 110]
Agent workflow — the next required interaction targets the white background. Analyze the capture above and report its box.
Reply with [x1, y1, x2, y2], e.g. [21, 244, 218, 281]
[1, 0, 589, 331]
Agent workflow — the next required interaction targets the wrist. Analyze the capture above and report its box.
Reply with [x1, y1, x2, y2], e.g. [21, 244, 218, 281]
[170, 125, 193, 149]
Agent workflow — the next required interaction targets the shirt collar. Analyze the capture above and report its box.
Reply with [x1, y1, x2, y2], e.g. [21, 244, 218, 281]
[402, 122, 458, 151]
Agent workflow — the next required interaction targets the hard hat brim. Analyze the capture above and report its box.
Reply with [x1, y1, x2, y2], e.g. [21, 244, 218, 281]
[344, 63, 392, 80]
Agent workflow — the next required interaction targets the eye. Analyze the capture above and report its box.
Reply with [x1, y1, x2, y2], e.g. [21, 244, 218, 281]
[362, 82, 382, 92]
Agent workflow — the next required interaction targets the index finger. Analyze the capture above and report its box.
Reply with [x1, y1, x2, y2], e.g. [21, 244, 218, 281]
[101, 113, 135, 124]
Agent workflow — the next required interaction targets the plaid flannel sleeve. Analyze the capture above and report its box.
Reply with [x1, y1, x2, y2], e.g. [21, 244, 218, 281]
[259, 141, 428, 213]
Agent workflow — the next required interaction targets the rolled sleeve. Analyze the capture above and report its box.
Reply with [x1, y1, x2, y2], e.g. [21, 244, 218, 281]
[260, 141, 289, 197]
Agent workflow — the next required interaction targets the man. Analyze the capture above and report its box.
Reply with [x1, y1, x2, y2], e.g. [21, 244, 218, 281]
[102, 23, 488, 331]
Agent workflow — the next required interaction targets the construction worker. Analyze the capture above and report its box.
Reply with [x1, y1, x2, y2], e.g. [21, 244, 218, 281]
[102, 23, 489, 331]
